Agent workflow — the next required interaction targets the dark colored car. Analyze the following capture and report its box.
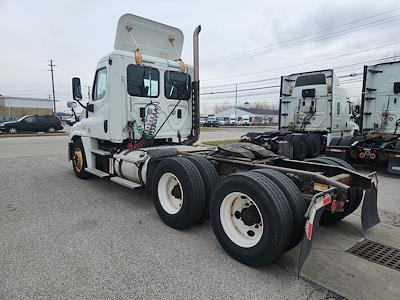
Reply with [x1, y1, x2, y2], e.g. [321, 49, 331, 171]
[0, 115, 63, 134]
[0, 116, 17, 124]
[203, 120, 220, 128]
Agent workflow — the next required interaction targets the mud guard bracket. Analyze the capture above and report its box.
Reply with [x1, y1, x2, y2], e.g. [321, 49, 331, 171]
[298, 188, 336, 278]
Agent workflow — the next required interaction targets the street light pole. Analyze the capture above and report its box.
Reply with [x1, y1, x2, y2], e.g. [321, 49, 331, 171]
[48, 59, 56, 115]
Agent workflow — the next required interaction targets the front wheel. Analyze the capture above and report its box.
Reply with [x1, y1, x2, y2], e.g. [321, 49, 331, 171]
[71, 139, 92, 179]
[48, 126, 56, 133]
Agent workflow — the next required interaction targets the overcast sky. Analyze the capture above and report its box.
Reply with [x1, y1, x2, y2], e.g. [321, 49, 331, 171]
[1, 0, 399, 113]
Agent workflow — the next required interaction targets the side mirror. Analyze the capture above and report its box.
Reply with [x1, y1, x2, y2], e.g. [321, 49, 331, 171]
[72, 77, 82, 101]
[67, 101, 78, 109]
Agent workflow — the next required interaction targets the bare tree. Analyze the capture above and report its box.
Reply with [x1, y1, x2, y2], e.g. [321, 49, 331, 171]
[252, 102, 279, 111]
[214, 102, 233, 114]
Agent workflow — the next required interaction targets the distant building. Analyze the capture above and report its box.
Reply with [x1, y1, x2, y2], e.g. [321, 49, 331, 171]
[215, 102, 279, 124]
[0, 96, 55, 117]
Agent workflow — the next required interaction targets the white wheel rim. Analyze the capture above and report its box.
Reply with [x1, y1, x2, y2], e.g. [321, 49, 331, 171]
[157, 172, 183, 215]
[49, 127, 55, 132]
[220, 192, 263, 248]
[9, 128, 17, 133]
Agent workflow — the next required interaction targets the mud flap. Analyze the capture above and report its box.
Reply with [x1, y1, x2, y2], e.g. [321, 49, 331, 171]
[361, 174, 380, 231]
[298, 189, 335, 278]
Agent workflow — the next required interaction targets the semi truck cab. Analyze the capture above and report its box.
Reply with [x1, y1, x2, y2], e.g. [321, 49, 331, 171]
[280, 69, 358, 135]
[69, 14, 198, 149]
[241, 70, 358, 160]
[326, 61, 400, 174]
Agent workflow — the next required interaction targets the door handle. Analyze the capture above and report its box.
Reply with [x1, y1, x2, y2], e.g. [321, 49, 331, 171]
[104, 120, 108, 133]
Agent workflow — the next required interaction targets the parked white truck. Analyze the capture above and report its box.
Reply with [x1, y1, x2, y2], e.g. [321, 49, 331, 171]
[67, 14, 379, 273]
[326, 61, 400, 174]
[241, 70, 358, 160]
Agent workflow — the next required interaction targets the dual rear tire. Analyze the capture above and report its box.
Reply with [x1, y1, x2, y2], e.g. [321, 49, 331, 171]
[152, 156, 219, 229]
[210, 170, 306, 266]
[152, 157, 307, 267]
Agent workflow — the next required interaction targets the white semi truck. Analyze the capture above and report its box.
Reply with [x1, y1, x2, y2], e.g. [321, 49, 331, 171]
[326, 61, 400, 174]
[241, 70, 359, 160]
[67, 14, 379, 272]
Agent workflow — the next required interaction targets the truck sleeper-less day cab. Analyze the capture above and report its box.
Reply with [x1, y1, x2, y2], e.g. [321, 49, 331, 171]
[241, 70, 358, 160]
[326, 61, 400, 174]
[68, 14, 379, 273]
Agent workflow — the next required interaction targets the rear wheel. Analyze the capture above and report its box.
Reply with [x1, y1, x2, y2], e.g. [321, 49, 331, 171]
[339, 136, 355, 146]
[291, 135, 307, 160]
[308, 157, 362, 225]
[329, 137, 342, 146]
[210, 171, 293, 266]
[305, 134, 322, 158]
[48, 126, 56, 133]
[185, 156, 219, 222]
[152, 157, 205, 229]
[71, 139, 92, 179]
[251, 169, 307, 251]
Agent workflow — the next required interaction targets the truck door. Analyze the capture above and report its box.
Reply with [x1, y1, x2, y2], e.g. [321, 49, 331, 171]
[89, 64, 110, 140]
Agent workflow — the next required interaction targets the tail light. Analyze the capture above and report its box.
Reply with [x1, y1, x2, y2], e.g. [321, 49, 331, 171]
[359, 152, 366, 159]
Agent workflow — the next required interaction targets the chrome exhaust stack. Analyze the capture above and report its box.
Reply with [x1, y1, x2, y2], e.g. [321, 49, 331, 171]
[185, 25, 201, 145]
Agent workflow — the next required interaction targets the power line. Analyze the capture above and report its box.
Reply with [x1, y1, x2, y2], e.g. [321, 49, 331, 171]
[202, 42, 400, 82]
[202, 56, 398, 90]
[201, 85, 280, 95]
[202, 8, 400, 64]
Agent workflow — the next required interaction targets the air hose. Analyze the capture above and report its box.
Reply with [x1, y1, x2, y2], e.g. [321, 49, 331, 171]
[127, 102, 160, 150]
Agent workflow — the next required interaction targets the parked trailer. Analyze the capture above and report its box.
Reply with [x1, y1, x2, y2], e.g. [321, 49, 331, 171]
[67, 14, 379, 274]
[241, 70, 359, 160]
[326, 61, 400, 175]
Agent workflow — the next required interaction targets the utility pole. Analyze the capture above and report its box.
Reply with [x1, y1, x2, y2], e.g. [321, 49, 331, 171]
[235, 83, 238, 125]
[48, 59, 56, 115]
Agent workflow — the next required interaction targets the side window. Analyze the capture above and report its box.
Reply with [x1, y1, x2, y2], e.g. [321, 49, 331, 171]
[93, 68, 107, 100]
[24, 116, 37, 123]
[49, 116, 60, 123]
[164, 71, 191, 100]
[336, 102, 341, 115]
[37, 116, 47, 122]
[127, 64, 159, 97]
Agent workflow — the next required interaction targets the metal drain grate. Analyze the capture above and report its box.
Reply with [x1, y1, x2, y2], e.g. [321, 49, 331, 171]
[346, 239, 400, 272]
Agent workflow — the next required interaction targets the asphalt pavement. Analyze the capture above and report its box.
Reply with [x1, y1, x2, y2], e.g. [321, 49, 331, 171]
[0, 130, 399, 299]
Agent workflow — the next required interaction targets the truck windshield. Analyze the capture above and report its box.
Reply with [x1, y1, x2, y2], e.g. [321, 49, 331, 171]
[127, 64, 159, 97]
[164, 71, 191, 100]
[295, 74, 326, 87]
